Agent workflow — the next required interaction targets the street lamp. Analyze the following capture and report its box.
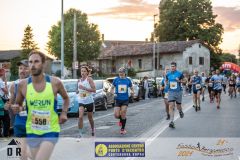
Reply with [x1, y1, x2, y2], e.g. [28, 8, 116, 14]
[153, 14, 158, 78]
[61, 0, 64, 79]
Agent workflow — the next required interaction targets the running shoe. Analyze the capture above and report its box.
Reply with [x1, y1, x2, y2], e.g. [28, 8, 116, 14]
[169, 121, 175, 128]
[202, 97, 204, 101]
[217, 106, 220, 109]
[91, 128, 95, 137]
[76, 134, 83, 142]
[120, 129, 127, 135]
[198, 106, 201, 111]
[179, 111, 184, 118]
[166, 114, 170, 120]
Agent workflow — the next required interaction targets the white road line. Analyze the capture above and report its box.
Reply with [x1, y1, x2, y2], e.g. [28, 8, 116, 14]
[125, 101, 193, 160]
[61, 99, 164, 131]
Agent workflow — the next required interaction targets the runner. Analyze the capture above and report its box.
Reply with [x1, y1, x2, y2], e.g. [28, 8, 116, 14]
[206, 72, 214, 103]
[211, 69, 223, 109]
[189, 70, 202, 112]
[228, 74, 236, 98]
[13, 51, 69, 160]
[160, 68, 170, 120]
[77, 66, 96, 138]
[166, 62, 184, 128]
[110, 67, 134, 134]
[222, 74, 228, 94]
[236, 73, 240, 95]
[8, 59, 30, 160]
[201, 72, 207, 101]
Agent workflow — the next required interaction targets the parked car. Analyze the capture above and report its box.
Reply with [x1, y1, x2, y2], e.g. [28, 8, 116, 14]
[106, 77, 140, 102]
[57, 79, 79, 115]
[93, 80, 115, 110]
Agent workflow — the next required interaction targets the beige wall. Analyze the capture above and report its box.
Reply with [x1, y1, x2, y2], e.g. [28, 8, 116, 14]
[98, 43, 210, 76]
[183, 43, 210, 74]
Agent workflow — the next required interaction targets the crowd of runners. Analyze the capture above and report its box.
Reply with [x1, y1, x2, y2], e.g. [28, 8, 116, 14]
[0, 50, 240, 160]
[160, 63, 240, 129]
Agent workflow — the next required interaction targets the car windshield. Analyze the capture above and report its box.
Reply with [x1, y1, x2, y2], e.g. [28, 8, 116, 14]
[94, 80, 103, 90]
[63, 81, 77, 92]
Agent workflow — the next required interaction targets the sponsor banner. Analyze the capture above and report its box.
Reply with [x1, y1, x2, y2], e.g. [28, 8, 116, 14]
[0, 138, 239, 160]
[95, 142, 145, 157]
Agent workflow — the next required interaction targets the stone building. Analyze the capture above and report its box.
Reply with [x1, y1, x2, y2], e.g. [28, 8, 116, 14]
[96, 40, 210, 77]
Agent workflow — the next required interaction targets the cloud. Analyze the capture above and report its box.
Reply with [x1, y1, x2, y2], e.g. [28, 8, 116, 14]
[89, 1, 240, 33]
[213, 7, 240, 32]
[89, 0, 158, 21]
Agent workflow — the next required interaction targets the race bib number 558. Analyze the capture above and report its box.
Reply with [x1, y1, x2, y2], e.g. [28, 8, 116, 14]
[31, 110, 50, 131]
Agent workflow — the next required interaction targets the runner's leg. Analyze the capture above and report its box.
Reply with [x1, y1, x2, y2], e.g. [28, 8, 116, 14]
[78, 106, 85, 136]
[34, 141, 55, 160]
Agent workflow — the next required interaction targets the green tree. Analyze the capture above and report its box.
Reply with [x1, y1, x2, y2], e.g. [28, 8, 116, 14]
[156, 0, 224, 68]
[220, 53, 237, 64]
[47, 8, 102, 68]
[21, 25, 39, 58]
[10, 25, 38, 79]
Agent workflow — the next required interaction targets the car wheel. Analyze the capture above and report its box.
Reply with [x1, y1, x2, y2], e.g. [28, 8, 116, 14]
[102, 98, 108, 110]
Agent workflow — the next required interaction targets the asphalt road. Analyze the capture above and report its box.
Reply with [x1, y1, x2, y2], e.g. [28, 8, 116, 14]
[0, 93, 239, 160]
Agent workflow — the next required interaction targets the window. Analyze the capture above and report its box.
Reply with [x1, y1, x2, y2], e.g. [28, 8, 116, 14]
[189, 57, 192, 65]
[199, 57, 204, 65]
[138, 59, 142, 69]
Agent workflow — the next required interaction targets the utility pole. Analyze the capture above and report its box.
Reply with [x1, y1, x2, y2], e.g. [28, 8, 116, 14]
[238, 44, 240, 66]
[73, 12, 77, 79]
[61, 0, 64, 79]
[153, 14, 158, 78]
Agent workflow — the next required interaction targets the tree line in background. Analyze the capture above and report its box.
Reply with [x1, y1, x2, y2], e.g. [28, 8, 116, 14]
[10, 5, 239, 78]
[10, 8, 101, 79]
[47, 8, 102, 69]
[10, 25, 39, 79]
[154, 0, 238, 70]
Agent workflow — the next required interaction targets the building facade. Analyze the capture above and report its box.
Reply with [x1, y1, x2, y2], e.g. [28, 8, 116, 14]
[96, 40, 210, 77]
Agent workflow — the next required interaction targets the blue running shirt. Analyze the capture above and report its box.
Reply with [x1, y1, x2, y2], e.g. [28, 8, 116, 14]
[166, 70, 184, 92]
[161, 78, 168, 93]
[113, 77, 132, 100]
[192, 76, 202, 90]
[211, 75, 223, 90]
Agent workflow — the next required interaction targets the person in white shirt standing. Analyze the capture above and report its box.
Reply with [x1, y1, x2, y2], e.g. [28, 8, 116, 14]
[143, 76, 149, 100]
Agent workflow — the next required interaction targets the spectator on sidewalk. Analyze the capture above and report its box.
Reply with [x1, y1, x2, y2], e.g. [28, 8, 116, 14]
[143, 75, 149, 99]
[0, 68, 10, 137]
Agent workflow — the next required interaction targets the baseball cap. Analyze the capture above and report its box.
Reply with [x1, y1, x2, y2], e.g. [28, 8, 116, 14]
[17, 59, 29, 67]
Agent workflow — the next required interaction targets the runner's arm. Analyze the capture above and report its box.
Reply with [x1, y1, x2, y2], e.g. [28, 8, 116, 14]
[86, 77, 96, 93]
[7, 83, 15, 110]
[14, 81, 25, 114]
[57, 79, 69, 114]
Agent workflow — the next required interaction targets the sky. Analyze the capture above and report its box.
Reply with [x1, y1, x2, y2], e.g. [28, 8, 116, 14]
[0, 0, 240, 56]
